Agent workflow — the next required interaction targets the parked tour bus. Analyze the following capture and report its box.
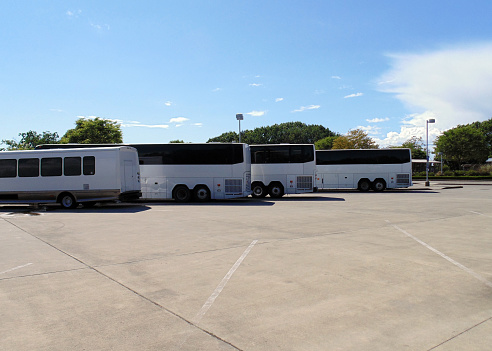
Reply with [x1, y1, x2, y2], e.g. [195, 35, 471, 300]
[315, 148, 413, 191]
[250, 144, 316, 198]
[37, 143, 252, 202]
[0, 147, 141, 208]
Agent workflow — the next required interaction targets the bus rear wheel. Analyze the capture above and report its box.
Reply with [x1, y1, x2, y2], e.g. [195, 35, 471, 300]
[173, 185, 191, 202]
[269, 183, 284, 198]
[251, 182, 267, 198]
[372, 179, 386, 192]
[59, 193, 77, 209]
[194, 185, 211, 202]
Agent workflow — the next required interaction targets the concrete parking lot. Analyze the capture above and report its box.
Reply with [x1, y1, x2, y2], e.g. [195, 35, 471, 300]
[1, 181, 491, 350]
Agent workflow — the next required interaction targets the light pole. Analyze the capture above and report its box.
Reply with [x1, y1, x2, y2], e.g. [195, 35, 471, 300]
[236, 114, 243, 143]
[425, 118, 435, 186]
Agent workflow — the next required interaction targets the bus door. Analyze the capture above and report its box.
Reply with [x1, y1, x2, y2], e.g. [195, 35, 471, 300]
[123, 160, 136, 192]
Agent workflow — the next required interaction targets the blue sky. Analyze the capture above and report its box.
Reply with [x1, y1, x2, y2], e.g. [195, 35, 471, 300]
[2, 1, 492, 150]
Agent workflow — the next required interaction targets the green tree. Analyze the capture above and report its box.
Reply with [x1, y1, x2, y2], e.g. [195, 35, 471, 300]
[61, 117, 123, 144]
[169, 139, 185, 143]
[391, 136, 426, 159]
[208, 122, 337, 144]
[314, 136, 338, 150]
[471, 117, 492, 156]
[332, 129, 379, 149]
[434, 124, 489, 169]
[1, 131, 60, 150]
[207, 131, 238, 143]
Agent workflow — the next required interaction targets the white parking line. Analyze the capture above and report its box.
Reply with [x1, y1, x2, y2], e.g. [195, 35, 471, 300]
[0, 263, 33, 275]
[386, 221, 492, 289]
[469, 210, 492, 218]
[193, 240, 258, 324]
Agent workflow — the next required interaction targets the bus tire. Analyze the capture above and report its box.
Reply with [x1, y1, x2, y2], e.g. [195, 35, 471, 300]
[173, 185, 191, 202]
[251, 182, 267, 198]
[372, 179, 386, 192]
[358, 179, 371, 192]
[59, 193, 77, 209]
[194, 185, 211, 202]
[269, 182, 284, 198]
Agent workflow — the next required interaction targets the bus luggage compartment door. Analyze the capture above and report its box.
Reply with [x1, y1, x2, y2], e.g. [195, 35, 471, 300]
[320, 173, 338, 189]
[338, 174, 354, 188]
[142, 177, 167, 199]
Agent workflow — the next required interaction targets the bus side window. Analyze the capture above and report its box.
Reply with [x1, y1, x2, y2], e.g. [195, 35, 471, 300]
[64, 157, 81, 176]
[41, 157, 62, 177]
[18, 158, 39, 177]
[0, 159, 17, 178]
[83, 156, 95, 175]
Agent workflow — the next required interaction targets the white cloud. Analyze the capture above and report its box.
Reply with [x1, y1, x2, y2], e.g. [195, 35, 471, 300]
[357, 125, 382, 135]
[212, 88, 222, 92]
[376, 42, 492, 146]
[372, 112, 441, 147]
[275, 98, 284, 102]
[344, 92, 364, 98]
[169, 117, 189, 124]
[164, 101, 172, 106]
[90, 22, 110, 31]
[246, 110, 266, 117]
[193, 123, 203, 127]
[378, 42, 492, 131]
[66, 9, 81, 17]
[249, 83, 262, 87]
[291, 105, 321, 113]
[122, 122, 169, 129]
[331, 76, 341, 79]
[366, 117, 389, 123]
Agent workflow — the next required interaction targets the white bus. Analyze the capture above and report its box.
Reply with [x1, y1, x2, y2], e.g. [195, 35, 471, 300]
[37, 143, 252, 202]
[315, 148, 413, 191]
[250, 144, 316, 198]
[0, 147, 141, 208]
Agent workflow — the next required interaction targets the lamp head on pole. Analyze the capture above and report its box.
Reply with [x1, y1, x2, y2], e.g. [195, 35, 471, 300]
[236, 114, 244, 121]
[427, 119, 435, 124]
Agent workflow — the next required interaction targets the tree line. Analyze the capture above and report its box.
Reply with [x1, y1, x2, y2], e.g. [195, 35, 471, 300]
[3, 117, 492, 171]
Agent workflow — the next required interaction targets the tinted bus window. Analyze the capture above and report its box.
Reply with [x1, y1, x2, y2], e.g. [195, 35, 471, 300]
[83, 156, 95, 175]
[135, 144, 244, 165]
[18, 158, 39, 177]
[41, 157, 62, 176]
[316, 149, 410, 165]
[291, 145, 314, 163]
[251, 145, 314, 164]
[64, 157, 81, 176]
[0, 159, 17, 178]
[269, 146, 290, 163]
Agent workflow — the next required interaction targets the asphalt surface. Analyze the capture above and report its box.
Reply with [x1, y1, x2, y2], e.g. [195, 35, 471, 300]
[1, 180, 491, 350]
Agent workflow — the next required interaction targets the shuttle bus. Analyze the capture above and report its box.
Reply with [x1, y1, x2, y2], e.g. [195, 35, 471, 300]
[37, 143, 252, 202]
[250, 144, 316, 198]
[0, 147, 141, 208]
[315, 148, 412, 191]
